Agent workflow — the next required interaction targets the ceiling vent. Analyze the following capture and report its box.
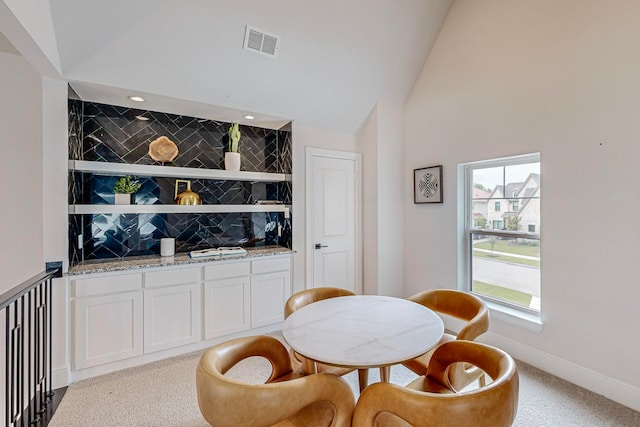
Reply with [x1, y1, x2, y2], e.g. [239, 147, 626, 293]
[243, 26, 280, 58]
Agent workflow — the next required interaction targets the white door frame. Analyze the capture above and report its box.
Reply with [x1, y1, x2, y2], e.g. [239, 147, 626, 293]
[305, 147, 363, 293]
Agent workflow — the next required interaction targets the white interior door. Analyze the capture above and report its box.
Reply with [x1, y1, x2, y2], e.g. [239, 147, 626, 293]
[306, 148, 362, 293]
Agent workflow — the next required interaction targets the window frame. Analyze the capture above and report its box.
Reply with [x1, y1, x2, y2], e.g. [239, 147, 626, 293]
[460, 153, 541, 315]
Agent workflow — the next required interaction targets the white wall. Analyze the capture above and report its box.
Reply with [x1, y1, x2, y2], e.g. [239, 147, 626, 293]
[0, 51, 45, 423]
[356, 108, 379, 295]
[0, 52, 44, 292]
[357, 103, 405, 296]
[404, 0, 640, 410]
[42, 77, 70, 388]
[375, 103, 404, 297]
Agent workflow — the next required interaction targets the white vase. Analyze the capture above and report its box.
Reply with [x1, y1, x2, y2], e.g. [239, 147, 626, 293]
[224, 152, 241, 171]
[114, 193, 131, 205]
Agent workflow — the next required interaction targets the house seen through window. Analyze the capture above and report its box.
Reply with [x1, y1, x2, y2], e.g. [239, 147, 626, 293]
[462, 153, 540, 313]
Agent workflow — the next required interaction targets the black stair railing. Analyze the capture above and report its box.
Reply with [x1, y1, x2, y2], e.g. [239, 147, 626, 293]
[1, 269, 58, 427]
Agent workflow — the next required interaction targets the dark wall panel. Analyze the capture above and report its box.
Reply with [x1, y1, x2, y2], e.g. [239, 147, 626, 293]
[68, 101, 292, 264]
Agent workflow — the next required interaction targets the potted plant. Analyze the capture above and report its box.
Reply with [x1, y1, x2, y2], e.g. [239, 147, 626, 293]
[225, 123, 241, 171]
[113, 175, 142, 205]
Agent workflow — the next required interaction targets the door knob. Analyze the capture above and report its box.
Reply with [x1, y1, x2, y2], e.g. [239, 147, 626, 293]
[315, 243, 328, 250]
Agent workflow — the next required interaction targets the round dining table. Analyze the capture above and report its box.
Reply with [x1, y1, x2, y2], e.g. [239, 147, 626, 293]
[282, 295, 444, 388]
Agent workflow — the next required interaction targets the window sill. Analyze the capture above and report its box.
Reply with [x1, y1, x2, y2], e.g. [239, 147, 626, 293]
[486, 301, 544, 332]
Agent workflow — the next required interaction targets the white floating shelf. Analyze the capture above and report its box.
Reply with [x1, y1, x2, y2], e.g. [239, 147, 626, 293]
[69, 160, 291, 182]
[68, 204, 291, 215]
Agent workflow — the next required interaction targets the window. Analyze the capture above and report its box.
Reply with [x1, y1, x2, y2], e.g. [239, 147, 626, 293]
[462, 153, 540, 313]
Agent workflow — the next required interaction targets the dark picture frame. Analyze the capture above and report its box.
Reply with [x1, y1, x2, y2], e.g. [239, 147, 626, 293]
[414, 165, 443, 204]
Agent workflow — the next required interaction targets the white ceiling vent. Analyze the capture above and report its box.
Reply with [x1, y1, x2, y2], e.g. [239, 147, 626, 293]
[243, 26, 280, 58]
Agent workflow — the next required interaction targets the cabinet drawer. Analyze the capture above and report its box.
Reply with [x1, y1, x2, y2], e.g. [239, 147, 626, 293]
[145, 267, 201, 288]
[72, 273, 142, 298]
[204, 261, 250, 280]
[251, 257, 291, 275]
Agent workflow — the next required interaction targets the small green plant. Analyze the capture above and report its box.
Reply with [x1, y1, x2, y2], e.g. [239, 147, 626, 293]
[228, 123, 241, 153]
[113, 176, 142, 194]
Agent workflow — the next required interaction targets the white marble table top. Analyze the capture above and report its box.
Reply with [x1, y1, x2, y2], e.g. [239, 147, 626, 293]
[282, 295, 444, 368]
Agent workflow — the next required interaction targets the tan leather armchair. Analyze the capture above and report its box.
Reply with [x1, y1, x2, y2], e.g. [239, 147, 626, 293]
[285, 287, 369, 391]
[196, 335, 355, 427]
[284, 287, 356, 317]
[353, 341, 519, 427]
[403, 289, 489, 390]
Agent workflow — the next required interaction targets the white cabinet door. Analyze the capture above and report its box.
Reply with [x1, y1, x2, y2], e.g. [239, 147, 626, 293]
[203, 276, 251, 339]
[143, 283, 201, 353]
[74, 291, 143, 370]
[251, 271, 291, 328]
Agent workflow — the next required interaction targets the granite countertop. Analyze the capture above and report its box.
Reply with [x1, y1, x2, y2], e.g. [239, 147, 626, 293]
[67, 246, 293, 276]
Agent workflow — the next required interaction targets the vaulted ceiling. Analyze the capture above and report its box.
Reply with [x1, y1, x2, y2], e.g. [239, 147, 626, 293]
[2, 0, 453, 132]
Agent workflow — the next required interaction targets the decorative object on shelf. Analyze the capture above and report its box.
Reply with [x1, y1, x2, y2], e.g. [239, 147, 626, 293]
[225, 123, 241, 171]
[160, 238, 175, 257]
[113, 175, 142, 205]
[255, 200, 284, 205]
[414, 165, 443, 204]
[189, 246, 248, 259]
[148, 136, 179, 164]
[174, 179, 201, 205]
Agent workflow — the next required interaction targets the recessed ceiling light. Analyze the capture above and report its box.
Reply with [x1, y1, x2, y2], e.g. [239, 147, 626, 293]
[128, 96, 145, 102]
[135, 115, 150, 121]
[244, 115, 255, 120]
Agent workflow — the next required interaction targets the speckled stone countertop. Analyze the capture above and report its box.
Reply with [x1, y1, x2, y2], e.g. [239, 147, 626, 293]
[66, 246, 293, 276]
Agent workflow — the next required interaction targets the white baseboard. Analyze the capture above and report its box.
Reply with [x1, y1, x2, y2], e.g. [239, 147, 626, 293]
[52, 365, 69, 389]
[480, 332, 640, 412]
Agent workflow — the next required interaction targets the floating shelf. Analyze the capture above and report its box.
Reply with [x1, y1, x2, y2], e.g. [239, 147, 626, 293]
[68, 204, 291, 215]
[69, 160, 291, 182]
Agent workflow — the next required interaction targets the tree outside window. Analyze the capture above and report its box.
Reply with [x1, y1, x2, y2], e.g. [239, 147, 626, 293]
[474, 215, 488, 228]
[506, 215, 521, 231]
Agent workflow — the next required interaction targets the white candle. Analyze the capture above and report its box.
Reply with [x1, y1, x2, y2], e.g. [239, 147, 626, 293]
[160, 238, 175, 257]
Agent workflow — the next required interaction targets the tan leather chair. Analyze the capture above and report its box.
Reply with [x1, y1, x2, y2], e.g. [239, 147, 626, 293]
[196, 335, 355, 427]
[403, 289, 489, 391]
[284, 287, 356, 317]
[285, 287, 369, 391]
[353, 341, 519, 427]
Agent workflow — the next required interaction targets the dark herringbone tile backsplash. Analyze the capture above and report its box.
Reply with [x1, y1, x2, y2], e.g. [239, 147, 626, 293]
[69, 100, 292, 264]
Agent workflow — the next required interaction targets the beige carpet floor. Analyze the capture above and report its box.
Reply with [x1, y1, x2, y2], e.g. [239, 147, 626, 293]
[50, 334, 640, 427]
